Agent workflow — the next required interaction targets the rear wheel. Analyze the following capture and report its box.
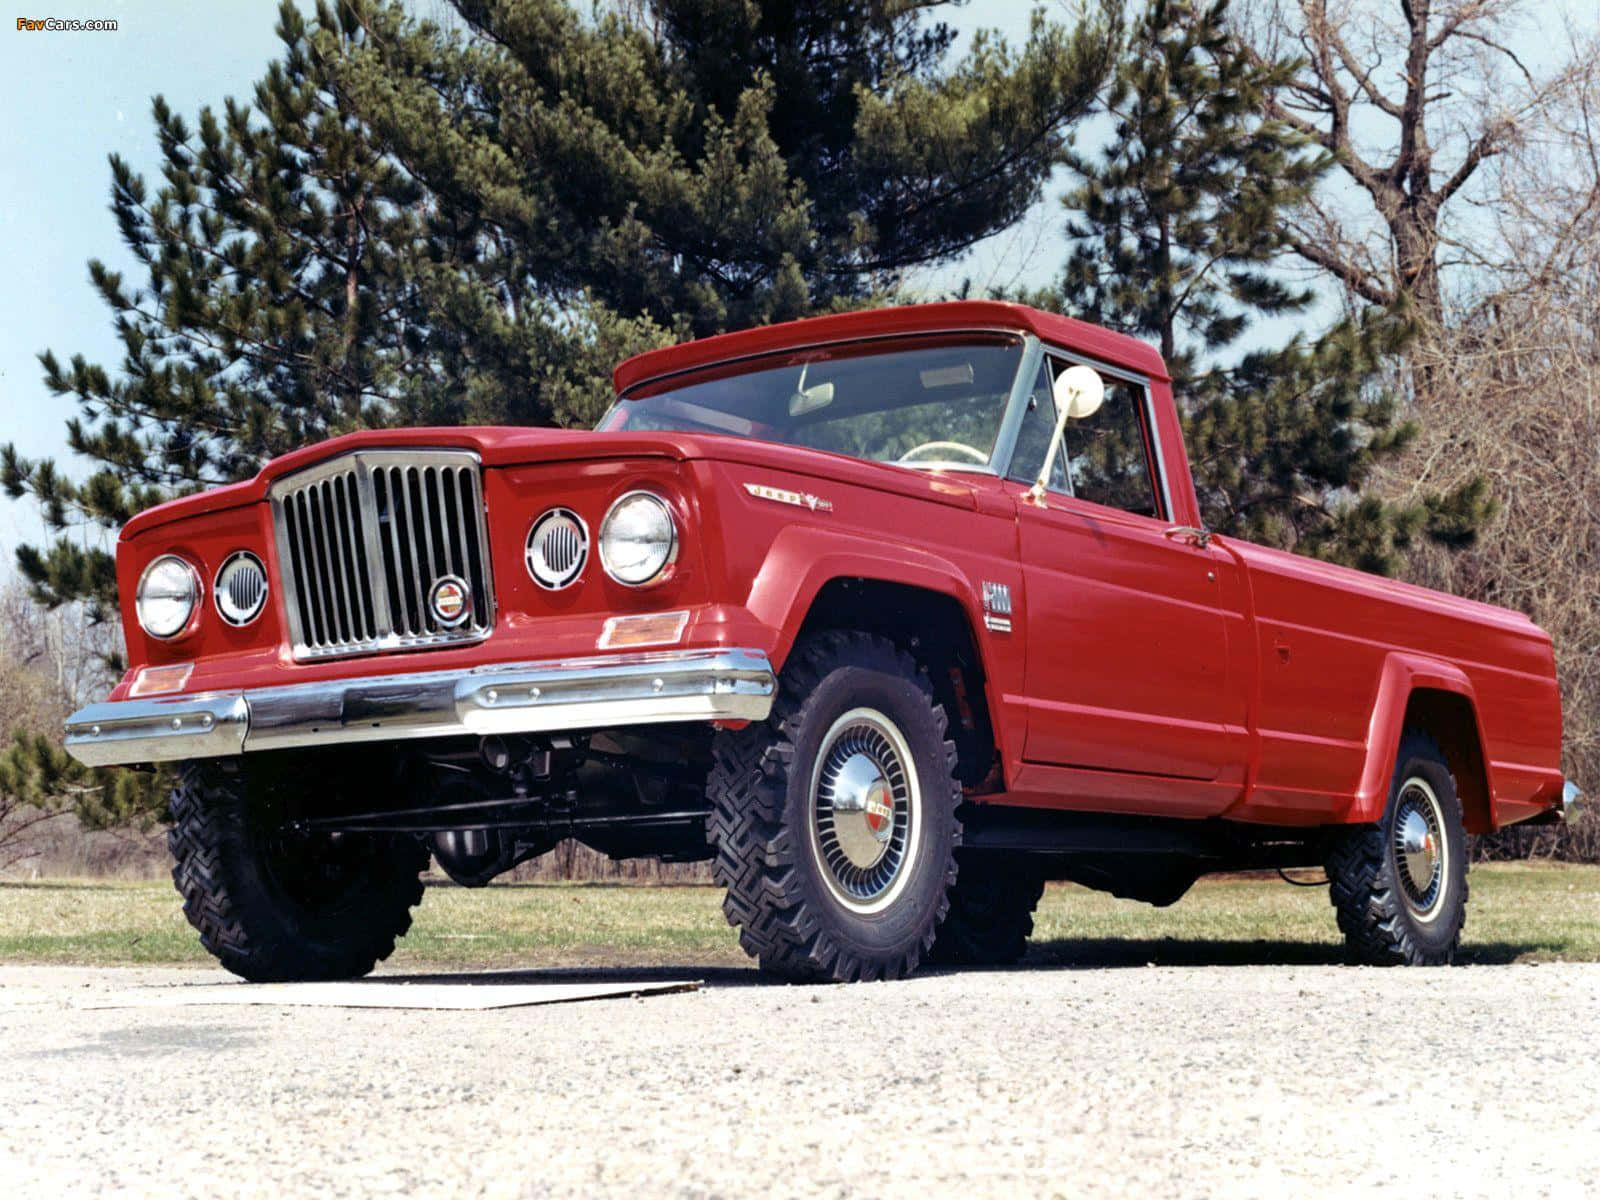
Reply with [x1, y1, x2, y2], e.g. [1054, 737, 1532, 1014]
[1327, 732, 1468, 966]
[706, 631, 962, 982]
[169, 759, 428, 982]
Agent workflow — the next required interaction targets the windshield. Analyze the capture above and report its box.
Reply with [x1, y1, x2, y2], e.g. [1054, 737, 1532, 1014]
[598, 334, 1025, 471]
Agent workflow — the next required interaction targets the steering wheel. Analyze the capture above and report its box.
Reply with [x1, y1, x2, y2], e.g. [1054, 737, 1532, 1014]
[897, 440, 989, 465]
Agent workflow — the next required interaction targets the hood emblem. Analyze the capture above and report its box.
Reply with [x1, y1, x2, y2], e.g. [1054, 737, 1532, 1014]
[743, 482, 833, 513]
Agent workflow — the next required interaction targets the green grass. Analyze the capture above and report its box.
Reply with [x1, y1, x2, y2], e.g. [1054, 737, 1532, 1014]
[1, 862, 1597, 970]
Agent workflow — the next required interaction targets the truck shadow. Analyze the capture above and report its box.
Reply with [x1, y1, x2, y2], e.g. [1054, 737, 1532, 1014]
[375, 939, 1545, 988]
[1018, 937, 1542, 968]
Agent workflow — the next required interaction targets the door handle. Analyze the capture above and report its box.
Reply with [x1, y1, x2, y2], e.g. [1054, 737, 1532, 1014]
[1164, 525, 1212, 549]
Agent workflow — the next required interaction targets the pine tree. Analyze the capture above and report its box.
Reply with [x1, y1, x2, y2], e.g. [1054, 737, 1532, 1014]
[1053, 0, 1323, 377]
[1028, 0, 1488, 573]
[335, 0, 1116, 336]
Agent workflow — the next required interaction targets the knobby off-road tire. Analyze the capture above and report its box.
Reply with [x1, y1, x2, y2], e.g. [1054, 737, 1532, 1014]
[927, 854, 1045, 966]
[1326, 731, 1469, 966]
[169, 759, 428, 982]
[707, 631, 962, 982]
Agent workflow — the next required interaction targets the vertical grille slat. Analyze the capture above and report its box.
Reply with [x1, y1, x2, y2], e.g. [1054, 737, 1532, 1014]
[412, 467, 439, 608]
[441, 468, 462, 579]
[313, 481, 344, 643]
[295, 490, 331, 647]
[470, 472, 489, 616]
[451, 467, 479, 622]
[372, 469, 406, 634]
[344, 473, 376, 637]
[283, 500, 317, 640]
[434, 467, 453, 578]
[324, 477, 359, 643]
[400, 467, 430, 635]
[269, 450, 494, 660]
[393, 466, 422, 636]
[309, 483, 346, 644]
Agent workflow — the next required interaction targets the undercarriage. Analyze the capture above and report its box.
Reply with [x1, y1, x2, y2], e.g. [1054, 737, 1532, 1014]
[256, 728, 1334, 899]
[268, 726, 721, 887]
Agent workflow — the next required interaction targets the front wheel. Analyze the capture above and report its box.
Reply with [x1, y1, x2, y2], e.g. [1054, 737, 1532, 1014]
[706, 632, 962, 982]
[169, 759, 428, 982]
[1326, 731, 1469, 966]
[927, 854, 1045, 966]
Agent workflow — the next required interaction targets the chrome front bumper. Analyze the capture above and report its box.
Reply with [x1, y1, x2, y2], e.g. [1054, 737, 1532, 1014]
[65, 648, 777, 768]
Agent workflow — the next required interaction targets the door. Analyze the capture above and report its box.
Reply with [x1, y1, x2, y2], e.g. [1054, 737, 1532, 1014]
[1007, 356, 1244, 791]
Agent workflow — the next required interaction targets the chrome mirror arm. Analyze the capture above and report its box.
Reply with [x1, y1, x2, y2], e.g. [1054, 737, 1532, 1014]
[1027, 365, 1105, 505]
[1026, 402, 1074, 506]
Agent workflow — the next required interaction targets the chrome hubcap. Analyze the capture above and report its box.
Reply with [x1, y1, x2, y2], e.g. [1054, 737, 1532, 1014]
[810, 708, 919, 913]
[1393, 778, 1447, 919]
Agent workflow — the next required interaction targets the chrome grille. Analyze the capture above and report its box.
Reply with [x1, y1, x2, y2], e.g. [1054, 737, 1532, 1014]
[269, 450, 494, 660]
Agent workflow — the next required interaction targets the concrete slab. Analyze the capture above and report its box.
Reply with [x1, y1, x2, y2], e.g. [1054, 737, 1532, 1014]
[78, 976, 701, 1011]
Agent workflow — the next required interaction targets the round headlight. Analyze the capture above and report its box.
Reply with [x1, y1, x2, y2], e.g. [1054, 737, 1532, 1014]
[598, 491, 678, 586]
[136, 555, 200, 639]
[214, 552, 268, 626]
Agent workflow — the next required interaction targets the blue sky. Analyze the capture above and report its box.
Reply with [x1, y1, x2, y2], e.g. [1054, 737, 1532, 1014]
[0, 1, 291, 561]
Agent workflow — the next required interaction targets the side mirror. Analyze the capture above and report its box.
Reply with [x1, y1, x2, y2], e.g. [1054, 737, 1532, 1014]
[1029, 365, 1105, 503]
[1053, 364, 1105, 419]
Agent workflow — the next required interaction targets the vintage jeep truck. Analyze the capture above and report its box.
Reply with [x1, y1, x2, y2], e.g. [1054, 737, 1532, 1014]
[66, 300, 1580, 982]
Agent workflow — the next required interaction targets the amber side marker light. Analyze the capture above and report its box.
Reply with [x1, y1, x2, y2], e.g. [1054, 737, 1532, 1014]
[598, 610, 690, 650]
[128, 663, 194, 697]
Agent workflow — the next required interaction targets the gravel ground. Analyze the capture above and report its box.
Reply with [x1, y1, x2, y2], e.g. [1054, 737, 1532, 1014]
[1, 961, 1596, 1198]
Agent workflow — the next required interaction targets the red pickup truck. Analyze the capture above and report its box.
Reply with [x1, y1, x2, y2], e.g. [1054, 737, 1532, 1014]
[66, 300, 1579, 982]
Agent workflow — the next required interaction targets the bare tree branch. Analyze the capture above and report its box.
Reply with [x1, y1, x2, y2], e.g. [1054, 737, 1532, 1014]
[1287, 232, 1398, 304]
[1237, 0, 1586, 329]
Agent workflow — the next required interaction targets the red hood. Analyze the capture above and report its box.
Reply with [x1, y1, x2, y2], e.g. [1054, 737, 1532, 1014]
[120, 425, 989, 540]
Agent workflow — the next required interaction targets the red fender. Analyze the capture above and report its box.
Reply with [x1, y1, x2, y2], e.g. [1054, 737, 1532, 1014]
[1350, 653, 1494, 826]
[745, 524, 992, 674]
[743, 525, 1018, 770]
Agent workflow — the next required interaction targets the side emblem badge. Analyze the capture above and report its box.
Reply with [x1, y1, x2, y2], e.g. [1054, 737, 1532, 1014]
[982, 581, 1012, 634]
[429, 575, 471, 628]
[743, 482, 834, 513]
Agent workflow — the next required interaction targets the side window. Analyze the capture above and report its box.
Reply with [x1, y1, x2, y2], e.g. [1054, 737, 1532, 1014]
[1005, 361, 1070, 492]
[1059, 371, 1162, 519]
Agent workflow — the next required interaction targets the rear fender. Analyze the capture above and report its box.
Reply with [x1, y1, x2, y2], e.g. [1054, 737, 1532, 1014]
[1353, 653, 1495, 831]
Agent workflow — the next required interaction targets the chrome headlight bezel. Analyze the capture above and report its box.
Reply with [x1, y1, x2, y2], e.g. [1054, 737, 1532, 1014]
[525, 507, 590, 591]
[213, 551, 269, 627]
[136, 554, 201, 640]
[598, 490, 679, 587]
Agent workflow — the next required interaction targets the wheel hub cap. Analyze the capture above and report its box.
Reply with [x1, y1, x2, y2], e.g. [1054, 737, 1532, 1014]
[811, 710, 918, 911]
[826, 752, 896, 868]
[1393, 781, 1446, 916]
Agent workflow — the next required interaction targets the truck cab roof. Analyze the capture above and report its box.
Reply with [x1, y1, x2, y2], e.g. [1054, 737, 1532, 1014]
[611, 300, 1172, 395]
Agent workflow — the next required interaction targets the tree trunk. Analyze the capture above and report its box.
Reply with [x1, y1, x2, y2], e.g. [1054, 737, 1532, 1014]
[1392, 202, 1443, 328]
